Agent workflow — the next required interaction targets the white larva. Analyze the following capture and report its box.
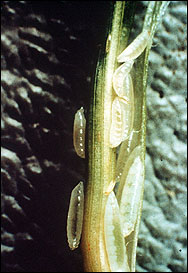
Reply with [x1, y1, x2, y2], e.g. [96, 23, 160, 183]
[120, 75, 134, 143]
[115, 130, 141, 183]
[109, 97, 127, 148]
[73, 107, 86, 158]
[117, 30, 150, 63]
[118, 150, 144, 237]
[104, 191, 130, 272]
[109, 95, 134, 148]
[67, 181, 84, 250]
[113, 60, 134, 100]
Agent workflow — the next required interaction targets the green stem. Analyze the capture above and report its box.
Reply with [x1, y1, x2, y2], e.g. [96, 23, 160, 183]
[81, 2, 135, 271]
[81, 1, 169, 272]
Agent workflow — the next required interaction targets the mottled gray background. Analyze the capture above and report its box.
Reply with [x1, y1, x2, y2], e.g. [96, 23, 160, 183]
[1, 1, 187, 272]
[133, 2, 187, 272]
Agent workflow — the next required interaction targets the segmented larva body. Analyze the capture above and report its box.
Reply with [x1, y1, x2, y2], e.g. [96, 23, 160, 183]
[113, 61, 134, 100]
[117, 146, 144, 237]
[109, 95, 134, 148]
[117, 30, 150, 62]
[73, 107, 86, 158]
[67, 181, 84, 250]
[115, 130, 141, 183]
[104, 191, 130, 272]
[110, 30, 149, 148]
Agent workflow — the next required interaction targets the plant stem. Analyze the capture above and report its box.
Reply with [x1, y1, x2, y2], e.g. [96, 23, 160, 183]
[81, 2, 134, 271]
[81, 1, 169, 272]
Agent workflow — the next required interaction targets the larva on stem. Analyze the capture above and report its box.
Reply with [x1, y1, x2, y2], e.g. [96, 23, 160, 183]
[109, 90, 134, 148]
[117, 30, 150, 62]
[67, 181, 84, 250]
[116, 146, 144, 237]
[73, 107, 86, 158]
[109, 97, 127, 148]
[115, 129, 141, 183]
[104, 191, 130, 272]
[113, 60, 134, 100]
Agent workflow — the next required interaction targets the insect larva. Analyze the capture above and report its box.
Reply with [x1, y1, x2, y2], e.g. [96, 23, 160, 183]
[109, 97, 126, 148]
[120, 75, 134, 143]
[67, 181, 84, 250]
[113, 60, 134, 100]
[117, 148, 144, 237]
[121, 103, 134, 143]
[115, 130, 141, 183]
[110, 96, 134, 148]
[104, 191, 130, 272]
[117, 30, 150, 63]
[73, 107, 86, 158]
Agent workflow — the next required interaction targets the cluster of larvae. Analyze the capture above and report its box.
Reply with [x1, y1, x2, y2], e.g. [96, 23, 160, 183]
[104, 30, 150, 272]
[67, 30, 150, 272]
[110, 30, 150, 148]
